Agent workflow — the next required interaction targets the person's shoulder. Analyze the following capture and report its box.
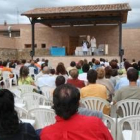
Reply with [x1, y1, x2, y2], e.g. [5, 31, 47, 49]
[95, 84, 106, 89]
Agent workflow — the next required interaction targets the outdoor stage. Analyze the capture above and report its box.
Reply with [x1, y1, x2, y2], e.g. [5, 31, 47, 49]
[35, 55, 120, 68]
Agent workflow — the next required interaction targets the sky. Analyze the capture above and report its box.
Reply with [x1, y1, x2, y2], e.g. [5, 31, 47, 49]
[0, 0, 139, 28]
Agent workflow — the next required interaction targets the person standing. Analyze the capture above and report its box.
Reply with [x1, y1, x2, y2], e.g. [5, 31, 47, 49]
[82, 40, 88, 55]
[90, 36, 97, 55]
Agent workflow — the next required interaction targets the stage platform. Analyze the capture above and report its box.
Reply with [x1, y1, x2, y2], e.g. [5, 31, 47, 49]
[34, 55, 120, 68]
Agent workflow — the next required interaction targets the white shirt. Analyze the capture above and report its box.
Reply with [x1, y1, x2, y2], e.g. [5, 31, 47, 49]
[36, 74, 56, 88]
[90, 38, 96, 48]
[82, 42, 88, 52]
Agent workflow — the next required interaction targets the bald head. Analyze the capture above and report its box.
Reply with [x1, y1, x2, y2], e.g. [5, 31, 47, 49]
[43, 66, 50, 74]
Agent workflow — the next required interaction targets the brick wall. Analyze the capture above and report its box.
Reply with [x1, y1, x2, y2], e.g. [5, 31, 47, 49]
[122, 28, 140, 61]
[0, 24, 140, 61]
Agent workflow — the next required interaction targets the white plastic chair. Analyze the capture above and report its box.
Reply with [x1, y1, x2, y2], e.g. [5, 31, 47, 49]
[117, 115, 140, 140]
[18, 85, 37, 94]
[103, 114, 116, 140]
[116, 99, 140, 117]
[22, 93, 53, 110]
[2, 71, 13, 88]
[15, 106, 28, 119]
[40, 86, 54, 100]
[81, 97, 110, 112]
[28, 108, 56, 129]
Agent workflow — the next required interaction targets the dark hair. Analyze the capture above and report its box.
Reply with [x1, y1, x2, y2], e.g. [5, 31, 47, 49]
[50, 69, 56, 75]
[124, 61, 131, 70]
[21, 59, 26, 64]
[0, 89, 19, 136]
[92, 58, 95, 63]
[87, 69, 97, 83]
[41, 63, 48, 70]
[53, 84, 80, 120]
[55, 76, 65, 87]
[19, 66, 29, 79]
[112, 69, 118, 77]
[70, 61, 76, 67]
[132, 63, 138, 70]
[2, 61, 7, 67]
[0, 61, 3, 66]
[105, 66, 112, 78]
[82, 64, 90, 73]
[110, 60, 118, 69]
[127, 68, 138, 82]
[56, 64, 67, 75]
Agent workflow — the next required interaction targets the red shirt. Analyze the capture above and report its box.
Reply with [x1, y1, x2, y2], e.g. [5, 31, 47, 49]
[67, 78, 85, 88]
[41, 114, 113, 140]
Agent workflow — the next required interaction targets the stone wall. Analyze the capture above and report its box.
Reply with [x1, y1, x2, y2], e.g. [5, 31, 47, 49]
[0, 48, 17, 60]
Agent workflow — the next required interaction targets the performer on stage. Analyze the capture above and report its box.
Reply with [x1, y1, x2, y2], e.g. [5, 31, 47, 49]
[82, 40, 88, 55]
[90, 36, 97, 55]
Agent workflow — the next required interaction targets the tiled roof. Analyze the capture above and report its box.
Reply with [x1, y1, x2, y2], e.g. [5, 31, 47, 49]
[22, 3, 131, 15]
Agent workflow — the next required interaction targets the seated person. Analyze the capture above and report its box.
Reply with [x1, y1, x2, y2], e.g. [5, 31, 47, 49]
[18, 66, 35, 86]
[40, 84, 113, 140]
[67, 69, 85, 88]
[0, 89, 39, 140]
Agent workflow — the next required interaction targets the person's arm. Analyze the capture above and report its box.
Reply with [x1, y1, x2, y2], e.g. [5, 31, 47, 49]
[78, 107, 103, 119]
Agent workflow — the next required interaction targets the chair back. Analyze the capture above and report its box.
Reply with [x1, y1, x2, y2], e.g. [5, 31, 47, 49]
[116, 99, 140, 117]
[22, 93, 52, 110]
[28, 108, 56, 129]
[18, 85, 37, 94]
[117, 115, 140, 140]
[103, 114, 116, 140]
[15, 106, 28, 119]
[40, 86, 54, 100]
[81, 97, 110, 112]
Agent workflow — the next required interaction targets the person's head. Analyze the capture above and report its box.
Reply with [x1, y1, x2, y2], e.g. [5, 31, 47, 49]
[96, 67, 105, 79]
[70, 61, 76, 67]
[124, 61, 132, 71]
[94, 60, 100, 65]
[112, 69, 118, 77]
[53, 84, 80, 120]
[2, 61, 8, 67]
[69, 69, 79, 79]
[127, 68, 138, 82]
[0, 89, 19, 136]
[21, 59, 26, 64]
[87, 69, 97, 83]
[105, 66, 112, 78]
[50, 69, 56, 75]
[20, 66, 29, 78]
[110, 60, 118, 69]
[132, 63, 138, 70]
[132, 59, 136, 62]
[41, 63, 48, 70]
[82, 64, 90, 73]
[56, 64, 66, 75]
[42, 66, 50, 74]
[76, 63, 81, 70]
[55, 75, 65, 87]
[92, 58, 95, 64]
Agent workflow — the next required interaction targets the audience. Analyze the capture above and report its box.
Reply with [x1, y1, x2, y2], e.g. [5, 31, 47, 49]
[40, 84, 113, 140]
